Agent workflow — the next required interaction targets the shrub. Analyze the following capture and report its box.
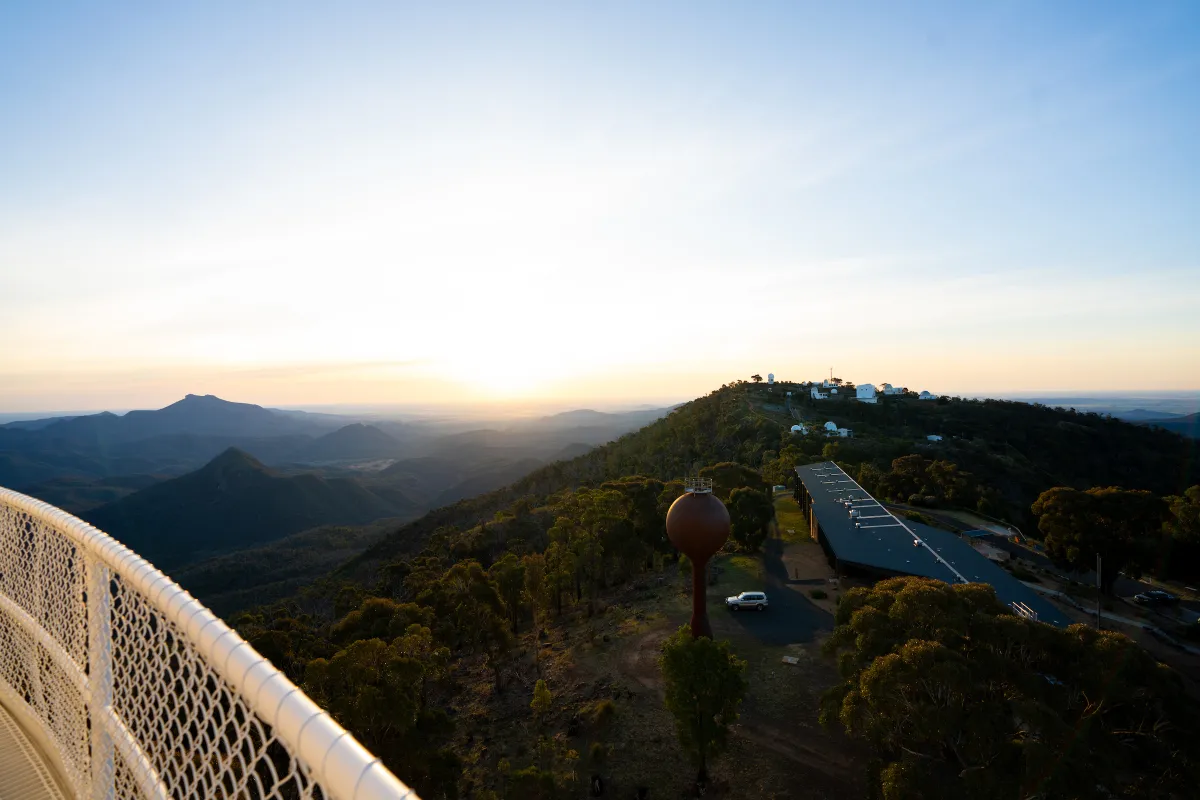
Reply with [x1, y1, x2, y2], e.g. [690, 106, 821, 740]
[1009, 564, 1040, 583]
[583, 698, 616, 727]
[810, 589, 828, 599]
[531, 679, 552, 718]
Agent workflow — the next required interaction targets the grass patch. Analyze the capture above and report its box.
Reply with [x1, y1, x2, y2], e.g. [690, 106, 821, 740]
[774, 496, 809, 542]
[717, 554, 763, 587]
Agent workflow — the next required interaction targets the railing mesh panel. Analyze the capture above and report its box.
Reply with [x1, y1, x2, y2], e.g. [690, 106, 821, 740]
[108, 575, 323, 799]
[0, 490, 404, 800]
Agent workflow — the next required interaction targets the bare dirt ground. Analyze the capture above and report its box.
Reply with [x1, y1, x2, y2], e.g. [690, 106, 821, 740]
[550, 528, 865, 799]
[585, 605, 863, 799]
[444, 524, 866, 798]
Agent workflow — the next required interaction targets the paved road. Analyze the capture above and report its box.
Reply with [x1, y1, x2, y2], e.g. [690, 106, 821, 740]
[885, 502, 1200, 614]
[714, 534, 834, 646]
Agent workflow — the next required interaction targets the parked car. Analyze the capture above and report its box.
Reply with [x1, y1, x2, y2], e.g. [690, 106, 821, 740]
[1134, 590, 1180, 606]
[725, 591, 768, 611]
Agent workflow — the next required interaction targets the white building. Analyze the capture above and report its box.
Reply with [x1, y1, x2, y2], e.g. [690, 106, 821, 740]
[919, 391, 936, 401]
[824, 421, 839, 433]
[856, 384, 878, 404]
[927, 434, 943, 442]
[767, 373, 775, 384]
[790, 424, 808, 434]
[838, 427, 853, 438]
[811, 387, 828, 400]
[881, 383, 903, 395]
[830, 388, 839, 395]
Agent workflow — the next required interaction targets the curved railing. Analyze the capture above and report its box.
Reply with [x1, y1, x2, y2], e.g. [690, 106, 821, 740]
[0, 486, 417, 800]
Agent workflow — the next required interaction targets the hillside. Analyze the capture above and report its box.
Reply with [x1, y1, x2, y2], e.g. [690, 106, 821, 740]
[341, 381, 1200, 578]
[1141, 412, 1200, 439]
[85, 448, 405, 569]
[295, 423, 402, 462]
[366, 454, 548, 508]
[226, 379, 1200, 799]
[16, 474, 163, 514]
[172, 519, 400, 615]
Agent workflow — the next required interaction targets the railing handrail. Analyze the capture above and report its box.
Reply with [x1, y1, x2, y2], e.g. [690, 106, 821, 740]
[0, 486, 416, 800]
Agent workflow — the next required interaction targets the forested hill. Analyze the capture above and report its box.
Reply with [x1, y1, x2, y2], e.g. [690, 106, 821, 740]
[240, 380, 1200, 798]
[87, 448, 402, 569]
[342, 381, 1200, 579]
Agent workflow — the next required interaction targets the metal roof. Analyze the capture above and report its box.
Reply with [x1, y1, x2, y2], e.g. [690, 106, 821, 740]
[796, 461, 1069, 627]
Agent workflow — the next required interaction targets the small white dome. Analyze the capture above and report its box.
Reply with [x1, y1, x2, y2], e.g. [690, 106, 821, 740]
[824, 421, 838, 431]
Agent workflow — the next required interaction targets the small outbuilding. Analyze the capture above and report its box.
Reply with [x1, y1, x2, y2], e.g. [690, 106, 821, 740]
[791, 424, 808, 434]
[856, 384, 877, 404]
[919, 391, 936, 401]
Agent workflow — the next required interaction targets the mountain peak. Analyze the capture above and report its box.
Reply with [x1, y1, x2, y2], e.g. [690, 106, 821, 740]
[170, 393, 255, 409]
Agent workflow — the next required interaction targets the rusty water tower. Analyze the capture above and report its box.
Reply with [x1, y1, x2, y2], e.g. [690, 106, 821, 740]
[665, 477, 730, 639]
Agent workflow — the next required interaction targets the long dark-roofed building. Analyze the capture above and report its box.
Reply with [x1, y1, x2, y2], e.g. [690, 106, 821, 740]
[796, 461, 1068, 627]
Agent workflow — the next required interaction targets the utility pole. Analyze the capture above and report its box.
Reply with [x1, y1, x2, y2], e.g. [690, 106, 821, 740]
[1096, 554, 1102, 630]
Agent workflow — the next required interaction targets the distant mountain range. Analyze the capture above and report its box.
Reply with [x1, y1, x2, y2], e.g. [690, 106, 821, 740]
[26, 394, 344, 444]
[1, 394, 673, 500]
[0, 393, 674, 576]
[1111, 408, 1182, 422]
[1136, 412, 1200, 439]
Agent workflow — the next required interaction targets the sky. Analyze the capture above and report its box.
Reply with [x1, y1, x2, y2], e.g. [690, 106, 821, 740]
[2, 2, 1198, 413]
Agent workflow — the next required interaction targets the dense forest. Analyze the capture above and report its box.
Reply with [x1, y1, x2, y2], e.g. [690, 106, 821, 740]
[224, 381, 1200, 797]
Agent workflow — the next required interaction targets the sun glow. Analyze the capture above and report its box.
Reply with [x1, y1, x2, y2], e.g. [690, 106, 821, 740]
[448, 357, 556, 399]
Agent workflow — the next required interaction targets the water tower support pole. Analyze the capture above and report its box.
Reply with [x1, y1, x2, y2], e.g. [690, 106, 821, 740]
[691, 558, 712, 639]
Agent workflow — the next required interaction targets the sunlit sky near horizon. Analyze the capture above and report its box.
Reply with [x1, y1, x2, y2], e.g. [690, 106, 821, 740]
[2, 2, 1199, 413]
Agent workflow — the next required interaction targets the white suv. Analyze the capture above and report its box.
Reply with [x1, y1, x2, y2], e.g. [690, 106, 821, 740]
[725, 591, 768, 611]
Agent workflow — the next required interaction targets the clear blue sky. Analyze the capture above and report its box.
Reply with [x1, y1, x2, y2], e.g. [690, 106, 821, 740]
[2, 2, 1198, 411]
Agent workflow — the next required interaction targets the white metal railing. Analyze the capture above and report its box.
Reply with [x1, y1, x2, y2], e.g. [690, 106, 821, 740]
[0, 486, 417, 800]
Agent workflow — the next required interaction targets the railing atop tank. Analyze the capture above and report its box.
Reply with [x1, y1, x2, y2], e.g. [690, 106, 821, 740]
[0, 486, 417, 800]
[683, 477, 713, 494]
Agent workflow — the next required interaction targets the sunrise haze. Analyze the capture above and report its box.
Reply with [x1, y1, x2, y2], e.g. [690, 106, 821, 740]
[3, 2, 1199, 412]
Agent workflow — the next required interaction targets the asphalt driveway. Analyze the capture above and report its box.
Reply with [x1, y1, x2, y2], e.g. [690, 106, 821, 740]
[711, 534, 834, 646]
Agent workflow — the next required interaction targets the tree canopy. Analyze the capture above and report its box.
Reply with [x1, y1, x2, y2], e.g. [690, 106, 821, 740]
[1032, 486, 1168, 593]
[822, 576, 1200, 799]
[728, 486, 774, 551]
[659, 626, 748, 784]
